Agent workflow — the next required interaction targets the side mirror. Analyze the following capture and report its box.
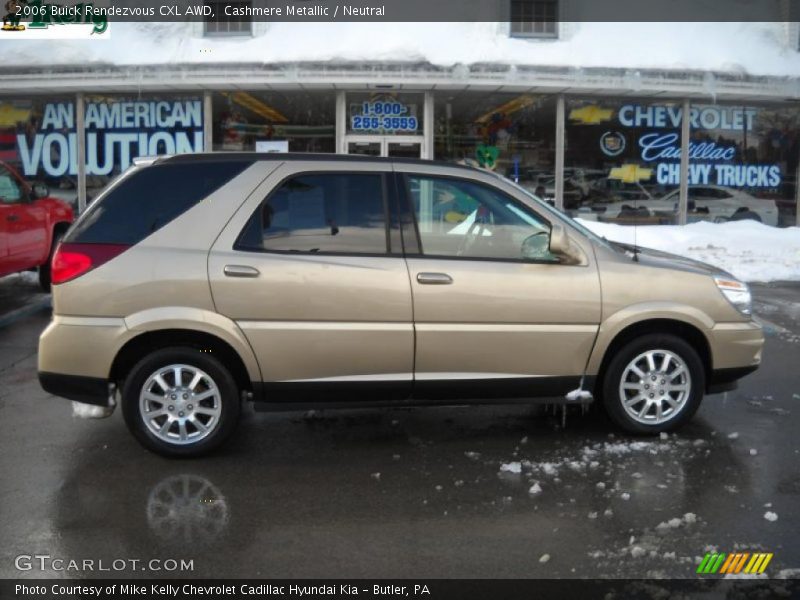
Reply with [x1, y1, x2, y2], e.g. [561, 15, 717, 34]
[31, 182, 49, 199]
[549, 221, 570, 255]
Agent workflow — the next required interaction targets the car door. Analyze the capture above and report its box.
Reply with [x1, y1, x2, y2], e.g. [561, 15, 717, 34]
[0, 165, 48, 267]
[0, 165, 35, 272]
[208, 161, 414, 402]
[689, 186, 718, 221]
[396, 164, 602, 400]
[0, 199, 9, 267]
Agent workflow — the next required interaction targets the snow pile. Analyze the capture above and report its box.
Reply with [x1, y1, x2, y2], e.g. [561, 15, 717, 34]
[5, 22, 800, 78]
[72, 401, 113, 419]
[499, 461, 522, 474]
[655, 513, 697, 532]
[590, 440, 673, 456]
[497, 437, 693, 492]
[577, 219, 800, 283]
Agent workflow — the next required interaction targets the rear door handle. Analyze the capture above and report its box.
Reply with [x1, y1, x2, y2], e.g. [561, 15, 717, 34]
[416, 272, 453, 285]
[223, 265, 260, 278]
[6, 214, 19, 222]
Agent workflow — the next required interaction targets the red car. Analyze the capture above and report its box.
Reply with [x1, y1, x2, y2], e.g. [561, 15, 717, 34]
[0, 161, 74, 290]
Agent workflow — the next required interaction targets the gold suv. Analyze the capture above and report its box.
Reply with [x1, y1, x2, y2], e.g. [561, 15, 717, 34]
[38, 155, 764, 456]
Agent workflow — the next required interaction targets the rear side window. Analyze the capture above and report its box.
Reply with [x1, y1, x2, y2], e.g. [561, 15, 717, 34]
[65, 161, 252, 245]
[236, 173, 388, 254]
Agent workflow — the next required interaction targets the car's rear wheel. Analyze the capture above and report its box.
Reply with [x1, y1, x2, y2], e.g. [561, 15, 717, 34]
[121, 347, 241, 457]
[730, 208, 762, 222]
[602, 334, 704, 434]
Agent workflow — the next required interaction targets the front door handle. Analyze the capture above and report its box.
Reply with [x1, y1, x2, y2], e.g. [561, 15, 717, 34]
[6, 214, 19, 222]
[416, 272, 453, 285]
[224, 265, 260, 278]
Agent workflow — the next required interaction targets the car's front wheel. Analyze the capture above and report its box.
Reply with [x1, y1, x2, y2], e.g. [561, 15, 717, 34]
[602, 334, 705, 434]
[121, 347, 241, 457]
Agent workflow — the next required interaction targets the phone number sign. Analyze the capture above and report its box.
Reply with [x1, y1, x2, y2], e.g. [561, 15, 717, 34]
[351, 100, 419, 133]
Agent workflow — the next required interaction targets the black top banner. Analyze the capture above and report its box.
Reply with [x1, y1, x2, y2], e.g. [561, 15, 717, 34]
[5, 0, 800, 24]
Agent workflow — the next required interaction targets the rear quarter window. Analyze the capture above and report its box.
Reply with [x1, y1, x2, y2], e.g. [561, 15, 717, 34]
[65, 161, 253, 245]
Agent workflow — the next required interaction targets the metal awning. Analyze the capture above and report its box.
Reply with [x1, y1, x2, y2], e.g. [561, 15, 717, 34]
[2, 61, 798, 102]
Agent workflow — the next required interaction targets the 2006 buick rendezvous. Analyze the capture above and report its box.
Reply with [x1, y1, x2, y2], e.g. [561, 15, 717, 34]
[38, 154, 763, 456]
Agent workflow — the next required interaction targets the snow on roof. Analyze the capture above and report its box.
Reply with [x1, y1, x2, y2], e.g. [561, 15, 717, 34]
[5, 22, 800, 79]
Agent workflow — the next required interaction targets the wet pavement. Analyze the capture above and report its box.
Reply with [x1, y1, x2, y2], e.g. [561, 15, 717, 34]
[0, 282, 798, 579]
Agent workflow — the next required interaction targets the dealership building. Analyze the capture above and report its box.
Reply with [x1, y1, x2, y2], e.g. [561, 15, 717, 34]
[2, 12, 800, 226]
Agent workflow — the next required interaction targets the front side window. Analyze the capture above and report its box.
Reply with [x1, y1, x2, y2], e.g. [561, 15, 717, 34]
[0, 166, 23, 204]
[406, 175, 556, 262]
[237, 173, 388, 255]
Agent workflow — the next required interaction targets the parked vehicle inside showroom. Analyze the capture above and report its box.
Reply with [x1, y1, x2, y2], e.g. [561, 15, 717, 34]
[38, 154, 763, 456]
[0, 160, 74, 290]
[595, 184, 779, 225]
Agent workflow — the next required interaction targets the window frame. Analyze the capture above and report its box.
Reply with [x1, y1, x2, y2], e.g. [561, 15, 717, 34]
[398, 172, 562, 265]
[203, 0, 254, 37]
[233, 170, 397, 258]
[0, 165, 25, 205]
[509, 0, 559, 39]
[65, 160, 253, 245]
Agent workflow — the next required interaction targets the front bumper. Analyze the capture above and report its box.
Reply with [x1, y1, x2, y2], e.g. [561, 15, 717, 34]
[706, 365, 759, 394]
[706, 320, 764, 393]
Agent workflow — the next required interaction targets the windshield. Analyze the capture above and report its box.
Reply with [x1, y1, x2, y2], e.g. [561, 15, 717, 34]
[497, 174, 615, 251]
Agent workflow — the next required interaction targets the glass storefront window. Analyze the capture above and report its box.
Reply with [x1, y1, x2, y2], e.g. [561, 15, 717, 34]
[434, 92, 556, 196]
[346, 92, 423, 137]
[2, 94, 204, 208]
[565, 98, 683, 225]
[688, 104, 798, 227]
[84, 94, 204, 203]
[213, 91, 335, 153]
[1, 96, 79, 208]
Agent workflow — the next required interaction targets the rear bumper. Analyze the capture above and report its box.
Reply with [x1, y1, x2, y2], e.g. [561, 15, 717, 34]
[38, 315, 125, 405]
[38, 315, 126, 377]
[39, 371, 109, 405]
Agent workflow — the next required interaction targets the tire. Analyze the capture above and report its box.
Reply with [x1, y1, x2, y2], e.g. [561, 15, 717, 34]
[602, 334, 705, 435]
[39, 229, 64, 292]
[729, 209, 762, 223]
[121, 347, 241, 457]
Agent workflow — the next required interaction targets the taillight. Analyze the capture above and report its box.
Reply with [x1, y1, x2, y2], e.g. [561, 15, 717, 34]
[51, 243, 130, 285]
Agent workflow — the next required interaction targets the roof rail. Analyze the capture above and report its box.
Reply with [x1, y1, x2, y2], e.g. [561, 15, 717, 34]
[161, 152, 481, 172]
[132, 155, 169, 167]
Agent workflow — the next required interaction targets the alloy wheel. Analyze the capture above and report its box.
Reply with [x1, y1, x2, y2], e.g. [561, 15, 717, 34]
[618, 349, 692, 425]
[139, 364, 222, 445]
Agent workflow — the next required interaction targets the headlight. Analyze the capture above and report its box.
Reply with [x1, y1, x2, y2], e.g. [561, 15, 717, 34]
[714, 277, 752, 316]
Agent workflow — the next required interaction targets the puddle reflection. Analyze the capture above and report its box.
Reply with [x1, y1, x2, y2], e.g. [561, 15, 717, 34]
[146, 474, 229, 548]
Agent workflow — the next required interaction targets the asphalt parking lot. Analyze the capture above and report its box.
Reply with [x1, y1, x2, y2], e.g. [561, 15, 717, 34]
[0, 274, 799, 580]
